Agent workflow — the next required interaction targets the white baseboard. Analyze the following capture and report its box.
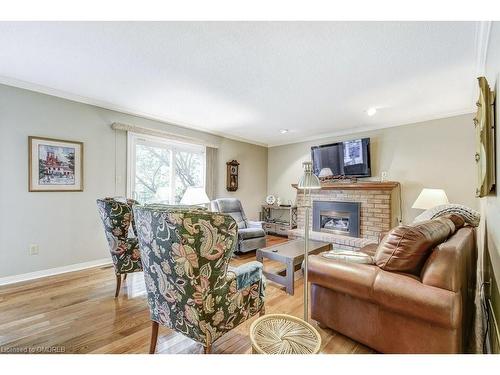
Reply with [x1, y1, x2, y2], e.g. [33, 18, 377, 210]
[0, 258, 113, 286]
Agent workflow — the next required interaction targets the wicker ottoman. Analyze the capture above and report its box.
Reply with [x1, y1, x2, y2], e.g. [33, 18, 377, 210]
[250, 314, 322, 354]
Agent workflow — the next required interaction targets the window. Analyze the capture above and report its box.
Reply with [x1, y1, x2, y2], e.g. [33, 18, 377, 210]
[127, 132, 206, 204]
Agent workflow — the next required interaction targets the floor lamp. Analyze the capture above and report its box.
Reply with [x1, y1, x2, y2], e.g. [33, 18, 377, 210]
[297, 161, 321, 321]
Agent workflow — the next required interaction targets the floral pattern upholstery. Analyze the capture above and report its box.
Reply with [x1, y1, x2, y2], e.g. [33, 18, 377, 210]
[133, 205, 266, 348]
[97, 197, 143, 275]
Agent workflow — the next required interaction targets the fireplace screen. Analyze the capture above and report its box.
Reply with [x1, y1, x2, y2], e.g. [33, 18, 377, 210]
[312, 201, 360, 237]
[320, 211, 350, 233]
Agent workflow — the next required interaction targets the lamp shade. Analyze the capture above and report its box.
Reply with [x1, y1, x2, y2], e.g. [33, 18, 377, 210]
[180, 186, 210, 205]
[412, 188, 449, 210]
[298, 161, 321, 190]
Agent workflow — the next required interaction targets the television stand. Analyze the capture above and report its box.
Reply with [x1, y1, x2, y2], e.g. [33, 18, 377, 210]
[261, 205, 297, 237]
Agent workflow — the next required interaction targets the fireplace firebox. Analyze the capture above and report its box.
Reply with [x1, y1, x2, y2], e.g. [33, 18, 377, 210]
[312, 201, 360, 237]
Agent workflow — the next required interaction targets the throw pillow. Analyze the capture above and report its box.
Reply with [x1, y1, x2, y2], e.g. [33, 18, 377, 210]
[413, 204, 480, 227]
[374, 217, 454, 275]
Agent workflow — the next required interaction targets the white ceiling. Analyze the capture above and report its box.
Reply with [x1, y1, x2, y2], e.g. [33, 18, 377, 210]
[0, 22, 480, 146]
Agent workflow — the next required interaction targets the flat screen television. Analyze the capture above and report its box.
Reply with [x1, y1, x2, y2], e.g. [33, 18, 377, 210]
[311, 138, 371, 178]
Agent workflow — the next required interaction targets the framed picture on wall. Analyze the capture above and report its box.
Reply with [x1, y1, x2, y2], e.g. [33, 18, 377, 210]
[28, 136, 84, 192]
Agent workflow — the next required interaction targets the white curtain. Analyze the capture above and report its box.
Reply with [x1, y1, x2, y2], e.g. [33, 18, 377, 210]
[205, 147, 218, 200]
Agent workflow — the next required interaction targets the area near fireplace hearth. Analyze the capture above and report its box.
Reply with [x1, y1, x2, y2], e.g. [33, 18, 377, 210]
[288, 181, 401, 250]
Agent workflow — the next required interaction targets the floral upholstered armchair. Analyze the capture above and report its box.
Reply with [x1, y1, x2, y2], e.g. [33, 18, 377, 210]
[133, 205, 266, 354]
[96, 197, 143, 297]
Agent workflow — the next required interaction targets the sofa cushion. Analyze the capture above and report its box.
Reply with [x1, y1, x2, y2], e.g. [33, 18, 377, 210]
[238, 227, 266, 240]
[321, 250, 374, 264]
[374, 217, 454, 275]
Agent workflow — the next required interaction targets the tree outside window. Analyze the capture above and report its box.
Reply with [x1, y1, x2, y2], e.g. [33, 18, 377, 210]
[132, 137, 205, 205]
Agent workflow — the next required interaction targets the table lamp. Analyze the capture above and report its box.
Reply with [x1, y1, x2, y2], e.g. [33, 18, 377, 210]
[297, 161, 321, 321]
[412, 188, 449, 210]
[180, 186, 210, 207]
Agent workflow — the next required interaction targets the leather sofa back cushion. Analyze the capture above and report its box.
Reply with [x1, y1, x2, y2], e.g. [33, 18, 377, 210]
[374, 218, 454, 275]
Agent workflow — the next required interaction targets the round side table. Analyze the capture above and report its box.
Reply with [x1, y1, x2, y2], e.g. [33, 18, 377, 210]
[250, 313, 321, 354]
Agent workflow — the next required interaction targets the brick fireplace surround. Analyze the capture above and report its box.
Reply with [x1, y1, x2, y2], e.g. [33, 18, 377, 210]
[288, 181, 401, 251]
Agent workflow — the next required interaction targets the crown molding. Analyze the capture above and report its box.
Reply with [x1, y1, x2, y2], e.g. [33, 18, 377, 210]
[267, 109, 474, 147]
[475, 21, 492, 77]
[0, 76, 475, 149]
[0, 76, 268, 148]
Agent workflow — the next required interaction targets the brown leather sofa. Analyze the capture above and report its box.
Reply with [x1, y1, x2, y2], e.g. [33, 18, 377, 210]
[308, 218, 477, 353]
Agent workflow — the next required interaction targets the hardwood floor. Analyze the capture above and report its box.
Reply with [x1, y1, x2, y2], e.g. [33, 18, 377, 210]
[0, 235, 373, 354]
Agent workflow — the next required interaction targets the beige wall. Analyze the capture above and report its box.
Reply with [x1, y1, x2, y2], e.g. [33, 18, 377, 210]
[481, 21, 500, 352]
[0, 84, 267, 278]
[268, 114, 477, 224]
[216, 138, 267, 220]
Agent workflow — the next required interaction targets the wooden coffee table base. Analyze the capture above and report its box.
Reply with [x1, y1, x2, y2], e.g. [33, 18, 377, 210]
[256, 257, 298, 295]
[256, 239, 331, 295]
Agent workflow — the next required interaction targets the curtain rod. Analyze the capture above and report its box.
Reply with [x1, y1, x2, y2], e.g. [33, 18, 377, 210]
[111, 122, 219, 149]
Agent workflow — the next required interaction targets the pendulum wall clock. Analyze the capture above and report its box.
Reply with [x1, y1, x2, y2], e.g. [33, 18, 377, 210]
[226, 160, 239, 191]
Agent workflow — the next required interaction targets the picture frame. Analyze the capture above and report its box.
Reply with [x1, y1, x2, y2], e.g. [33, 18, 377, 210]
[28, 136, 84, 192]
[474, 77, 496, 197]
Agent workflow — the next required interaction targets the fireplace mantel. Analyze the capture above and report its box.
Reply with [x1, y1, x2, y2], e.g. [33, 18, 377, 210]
[291, 181, 399, 191]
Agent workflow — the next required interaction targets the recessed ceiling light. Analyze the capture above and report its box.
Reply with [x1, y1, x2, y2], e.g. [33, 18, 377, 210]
[279, 129, 289, 134]
[367, 107, 377, 116]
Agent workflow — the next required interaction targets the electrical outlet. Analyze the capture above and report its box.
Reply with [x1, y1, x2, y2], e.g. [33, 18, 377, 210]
[29, 244, 39, 255]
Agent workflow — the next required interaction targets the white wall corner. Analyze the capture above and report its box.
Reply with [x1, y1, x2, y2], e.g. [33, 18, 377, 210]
[475, 21, 492, 77]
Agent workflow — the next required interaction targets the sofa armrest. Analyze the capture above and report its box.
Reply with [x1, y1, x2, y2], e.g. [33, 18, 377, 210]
[308, 255, 378, 303]
[308, 254, 460, 329]
[228, 261, 263, 290]
[247, 220, 264, 229]
[373, 270, 460, 329]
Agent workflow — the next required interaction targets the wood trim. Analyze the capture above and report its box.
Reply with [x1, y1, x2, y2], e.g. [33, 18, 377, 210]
[28, 136, 84, 192]
[0, 258, 112, 286]
[291, 181, 399, 190]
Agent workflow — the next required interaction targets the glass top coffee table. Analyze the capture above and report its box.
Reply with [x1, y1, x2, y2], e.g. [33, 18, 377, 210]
[256, 239, 331, 295]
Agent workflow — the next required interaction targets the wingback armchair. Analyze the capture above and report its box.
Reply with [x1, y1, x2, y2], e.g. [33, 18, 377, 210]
[96, 197, 143, 297]
[210, 198, 266, 253]
[133, 205, 266, 354]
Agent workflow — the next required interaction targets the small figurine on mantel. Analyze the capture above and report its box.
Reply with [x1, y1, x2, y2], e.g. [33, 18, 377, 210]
[318, 167, 358, 183]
